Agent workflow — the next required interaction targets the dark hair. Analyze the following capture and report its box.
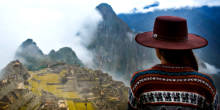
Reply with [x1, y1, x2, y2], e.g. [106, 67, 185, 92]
[158, 49, 198, 71]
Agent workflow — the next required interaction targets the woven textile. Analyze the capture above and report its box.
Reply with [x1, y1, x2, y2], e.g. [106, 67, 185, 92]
[128, 64, 218, 110]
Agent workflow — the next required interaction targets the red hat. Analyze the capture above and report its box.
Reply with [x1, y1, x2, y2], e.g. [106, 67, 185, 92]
[135, 16, 208, 50]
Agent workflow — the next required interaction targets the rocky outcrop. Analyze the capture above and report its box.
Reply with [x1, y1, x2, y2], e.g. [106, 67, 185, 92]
[1, 60, 29, 81]
[88, 3, 156, 83]
[0, 60, 41, 110]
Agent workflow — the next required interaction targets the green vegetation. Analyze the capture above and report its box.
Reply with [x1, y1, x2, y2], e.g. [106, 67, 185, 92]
[67, 101, 94, 110]
[19, 106, 27, 110]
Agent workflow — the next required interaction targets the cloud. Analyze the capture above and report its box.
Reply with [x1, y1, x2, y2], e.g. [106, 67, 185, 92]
[143, 0, 220, 13]
[143, 1, 160, 10]
[0, 0, 102, 70]
[98, 0, 220, 13]
[199, 62, 220, 74]
[0, 0, 219, 70]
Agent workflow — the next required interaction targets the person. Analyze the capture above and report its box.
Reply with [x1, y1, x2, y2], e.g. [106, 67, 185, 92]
[128, 16, 218, 110]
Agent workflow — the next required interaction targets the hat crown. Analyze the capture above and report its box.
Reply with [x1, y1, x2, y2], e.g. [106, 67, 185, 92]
[153, 16, 188, 41]
[135, 16, 208, 50]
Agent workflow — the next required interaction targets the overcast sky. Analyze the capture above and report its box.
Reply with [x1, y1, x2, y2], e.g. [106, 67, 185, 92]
[0, 0, 220, 69]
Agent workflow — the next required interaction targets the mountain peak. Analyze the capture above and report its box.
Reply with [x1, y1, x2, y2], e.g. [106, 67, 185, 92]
[15, 39, 45, 70]
[17, 39, 44, 56]
[20, 39, 36, 48]
[49, 47, 83, 66]
[1, 60, 29, 80]
[96, 3, 116, 19]
[59, 47, 74, 53]
[49, 49, 56, 55]
[96, 3, 112, 10]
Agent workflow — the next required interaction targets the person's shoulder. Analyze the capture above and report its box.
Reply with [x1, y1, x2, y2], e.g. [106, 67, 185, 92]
[130, 68, 154, 84]
[193, 71, 215, 83]
[196, 71, 214, 79]
[131, 68, 154, 76]
[130, 67, 156, 79]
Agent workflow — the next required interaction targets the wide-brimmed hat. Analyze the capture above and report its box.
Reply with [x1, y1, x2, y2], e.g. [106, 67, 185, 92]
[135, 16, 208, 50]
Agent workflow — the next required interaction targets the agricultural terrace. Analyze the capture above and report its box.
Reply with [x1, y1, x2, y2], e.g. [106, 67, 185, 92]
[27, 69, 95, 110]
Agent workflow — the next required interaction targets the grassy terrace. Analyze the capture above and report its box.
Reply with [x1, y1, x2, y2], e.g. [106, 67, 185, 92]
[67, 101, 94, 110]
[27, 69, 95, 110]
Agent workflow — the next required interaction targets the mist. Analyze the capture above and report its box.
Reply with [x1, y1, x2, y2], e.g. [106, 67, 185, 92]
[199, 62, 220, 74]
[0, 0, 103, 70]
[0, 0, 219, 76]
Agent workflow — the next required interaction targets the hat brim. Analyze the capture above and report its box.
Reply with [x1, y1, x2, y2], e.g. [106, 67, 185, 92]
[135, 32, 208, 50]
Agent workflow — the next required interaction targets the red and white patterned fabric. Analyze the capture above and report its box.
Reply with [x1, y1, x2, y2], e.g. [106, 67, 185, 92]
[128, 64, 218, 110]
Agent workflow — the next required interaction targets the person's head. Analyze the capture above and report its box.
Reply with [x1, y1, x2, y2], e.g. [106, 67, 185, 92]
[135, 16, 208, 71]
[155, 48, 198, 71]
